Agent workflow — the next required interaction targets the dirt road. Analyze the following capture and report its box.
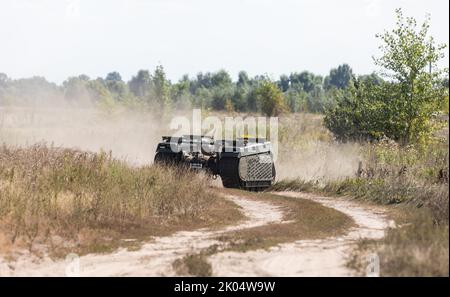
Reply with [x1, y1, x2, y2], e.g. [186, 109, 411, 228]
[0, 192, 388, 277]
[210, 192, 389, 276]
[0, 195, 284, 276]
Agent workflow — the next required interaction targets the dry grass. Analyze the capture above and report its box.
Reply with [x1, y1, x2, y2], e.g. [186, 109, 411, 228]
[273, 183, 449, 276]
[0, 144, 242, 258]
[272, 120, 449, 276]
[173, 253, 213, 277]
[172, 244, 219, 277]
[348, 207, 449, 276]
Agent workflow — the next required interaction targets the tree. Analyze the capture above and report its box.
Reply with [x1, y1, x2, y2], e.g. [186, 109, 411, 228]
[278, 74, 290, 92]
[284, 89, 308, 112]
[210, 85, 234, 110]
[105, 72, 122, 82]
[225, 98, 234, 112]
[325, 9, 448, 144]
[290, 71, 321, 93]
[171, 75, 193, 109]
[307, 85, 332, 113]
[232, 84, 251, 112]
[195, 72, 213, 89]
[358, 73, 384, 86]
[324, 79, 391, 141]
[324, 64, 354, 90]
[104, 72, 128, 100]
[151, 65, 171, 110]
[88, 78, 114, 105]
[237, 71, 250, 87]
[211, 70, 232, 87]
[78, 74, 90, 81]
[63, 76, 91, 103]
[193, 87, 213, 109]
[2, 76, 61, 106]
[246, 88, 258, 112]
[373, 8, 448, 143]
[129, 70, 151, 98]
[254, 81, 287, 116]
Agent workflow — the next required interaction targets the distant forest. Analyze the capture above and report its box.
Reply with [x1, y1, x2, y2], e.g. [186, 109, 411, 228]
[0, 64, 384, 114]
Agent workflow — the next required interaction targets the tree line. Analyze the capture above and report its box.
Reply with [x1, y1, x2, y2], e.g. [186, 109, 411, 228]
[1, 9, 448, 144]
[0, 63, 372, 115]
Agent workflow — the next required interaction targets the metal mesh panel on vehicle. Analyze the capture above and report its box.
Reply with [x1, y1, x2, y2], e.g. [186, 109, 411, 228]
[239, 153, 273, 181]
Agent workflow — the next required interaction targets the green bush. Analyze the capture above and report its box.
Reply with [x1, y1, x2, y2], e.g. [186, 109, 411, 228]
[324, 9, 448, 144]
[254, 81, 287, 116]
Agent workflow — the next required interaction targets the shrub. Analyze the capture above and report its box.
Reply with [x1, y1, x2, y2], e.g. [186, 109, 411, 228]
[254, 81, 287, 116]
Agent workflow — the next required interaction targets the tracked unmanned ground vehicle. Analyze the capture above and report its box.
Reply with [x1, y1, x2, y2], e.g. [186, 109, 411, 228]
[154, 135, 276, 191]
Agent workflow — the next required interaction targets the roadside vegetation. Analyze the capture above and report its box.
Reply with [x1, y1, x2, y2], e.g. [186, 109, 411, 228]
[272, 139, 449, 276]
[0, 144, 243, 258]
[173, 248, 216, 277]
[272, 9, 449, 277]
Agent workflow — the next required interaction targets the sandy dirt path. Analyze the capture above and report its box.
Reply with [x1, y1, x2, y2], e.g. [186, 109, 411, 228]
[209, 191, 389, 276]
[0, 195, 284, 276]
[1, 191, 388, 277]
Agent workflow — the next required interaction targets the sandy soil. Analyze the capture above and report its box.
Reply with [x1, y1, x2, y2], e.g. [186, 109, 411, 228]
[0, 195, 284, 276]
[209, 191, 389, 276]
[0, 191, 388, 277]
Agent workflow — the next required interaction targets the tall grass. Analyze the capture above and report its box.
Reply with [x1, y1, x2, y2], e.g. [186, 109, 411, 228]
[273, 118, 449, 276]
[326, 139, 448, 223]
[0, 144, 218, 254]
[274, 130, 449, 223]
[378, 210, 449, 276]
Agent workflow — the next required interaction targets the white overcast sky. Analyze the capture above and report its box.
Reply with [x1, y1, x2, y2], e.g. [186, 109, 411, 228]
[0, 0, 449, 84]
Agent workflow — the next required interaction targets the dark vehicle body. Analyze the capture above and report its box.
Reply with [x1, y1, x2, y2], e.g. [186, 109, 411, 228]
[154, 135, 276, 191]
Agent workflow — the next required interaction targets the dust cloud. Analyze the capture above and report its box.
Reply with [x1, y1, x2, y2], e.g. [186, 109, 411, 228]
[0, 106, 171, 166]
[276, 141, 361, 182]
[0, 105, 361, 181]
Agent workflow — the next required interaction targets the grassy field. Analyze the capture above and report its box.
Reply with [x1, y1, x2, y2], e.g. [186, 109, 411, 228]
[0, 144, 243, 258]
